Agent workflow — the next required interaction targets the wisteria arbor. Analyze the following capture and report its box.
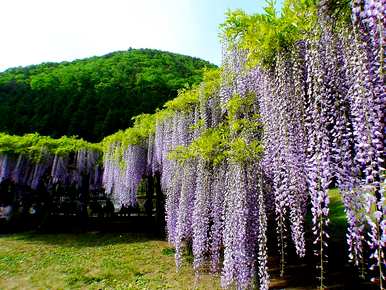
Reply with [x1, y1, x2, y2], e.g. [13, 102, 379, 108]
[0, 0, 384, 289]
[0, 133, 103, 218]
[101, 0, 384, 289]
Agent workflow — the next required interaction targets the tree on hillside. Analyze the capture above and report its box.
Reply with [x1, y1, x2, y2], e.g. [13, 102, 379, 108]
[0, 49, 216, 141]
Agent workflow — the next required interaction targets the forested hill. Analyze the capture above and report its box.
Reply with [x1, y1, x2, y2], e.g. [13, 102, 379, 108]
[0, 49, 216, 142]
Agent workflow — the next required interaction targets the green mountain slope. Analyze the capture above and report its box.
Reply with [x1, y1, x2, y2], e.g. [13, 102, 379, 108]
[0, 49, 216, 141]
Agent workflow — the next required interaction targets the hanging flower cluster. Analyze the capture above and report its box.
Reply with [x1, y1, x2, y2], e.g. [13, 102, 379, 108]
[155, 55, 269, 289]
[102, 142, 147, 207]
[258, 52, 308, 276]
[50, 149, 101, 189]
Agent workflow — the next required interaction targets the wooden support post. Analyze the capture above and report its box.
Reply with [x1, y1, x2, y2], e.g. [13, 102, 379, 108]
[154, 173, 165, 236]
[145, 176, 154, 217]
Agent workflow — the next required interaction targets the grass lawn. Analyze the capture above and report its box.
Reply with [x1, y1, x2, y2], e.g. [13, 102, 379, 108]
[0, 232, 221, 290]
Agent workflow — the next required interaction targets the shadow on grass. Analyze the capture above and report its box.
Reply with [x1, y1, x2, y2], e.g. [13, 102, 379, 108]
[266, 188, 377, 289]
[1, 231, 162, 248]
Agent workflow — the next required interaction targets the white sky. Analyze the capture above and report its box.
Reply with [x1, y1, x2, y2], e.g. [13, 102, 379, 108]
[0, 0, 268, 71]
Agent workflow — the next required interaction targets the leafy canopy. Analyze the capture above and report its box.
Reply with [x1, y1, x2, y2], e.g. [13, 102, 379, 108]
[0, 49, 216, 142]
[0, 133, 101, 162]
[220, 0, 351, 68]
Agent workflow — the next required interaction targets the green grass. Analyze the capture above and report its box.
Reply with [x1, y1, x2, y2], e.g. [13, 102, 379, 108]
[0, 232, 221, 290]
[329, 188, 348, 240]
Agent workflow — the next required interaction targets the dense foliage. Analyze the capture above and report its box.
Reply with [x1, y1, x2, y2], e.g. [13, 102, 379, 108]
[0, 49, 216, 141]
